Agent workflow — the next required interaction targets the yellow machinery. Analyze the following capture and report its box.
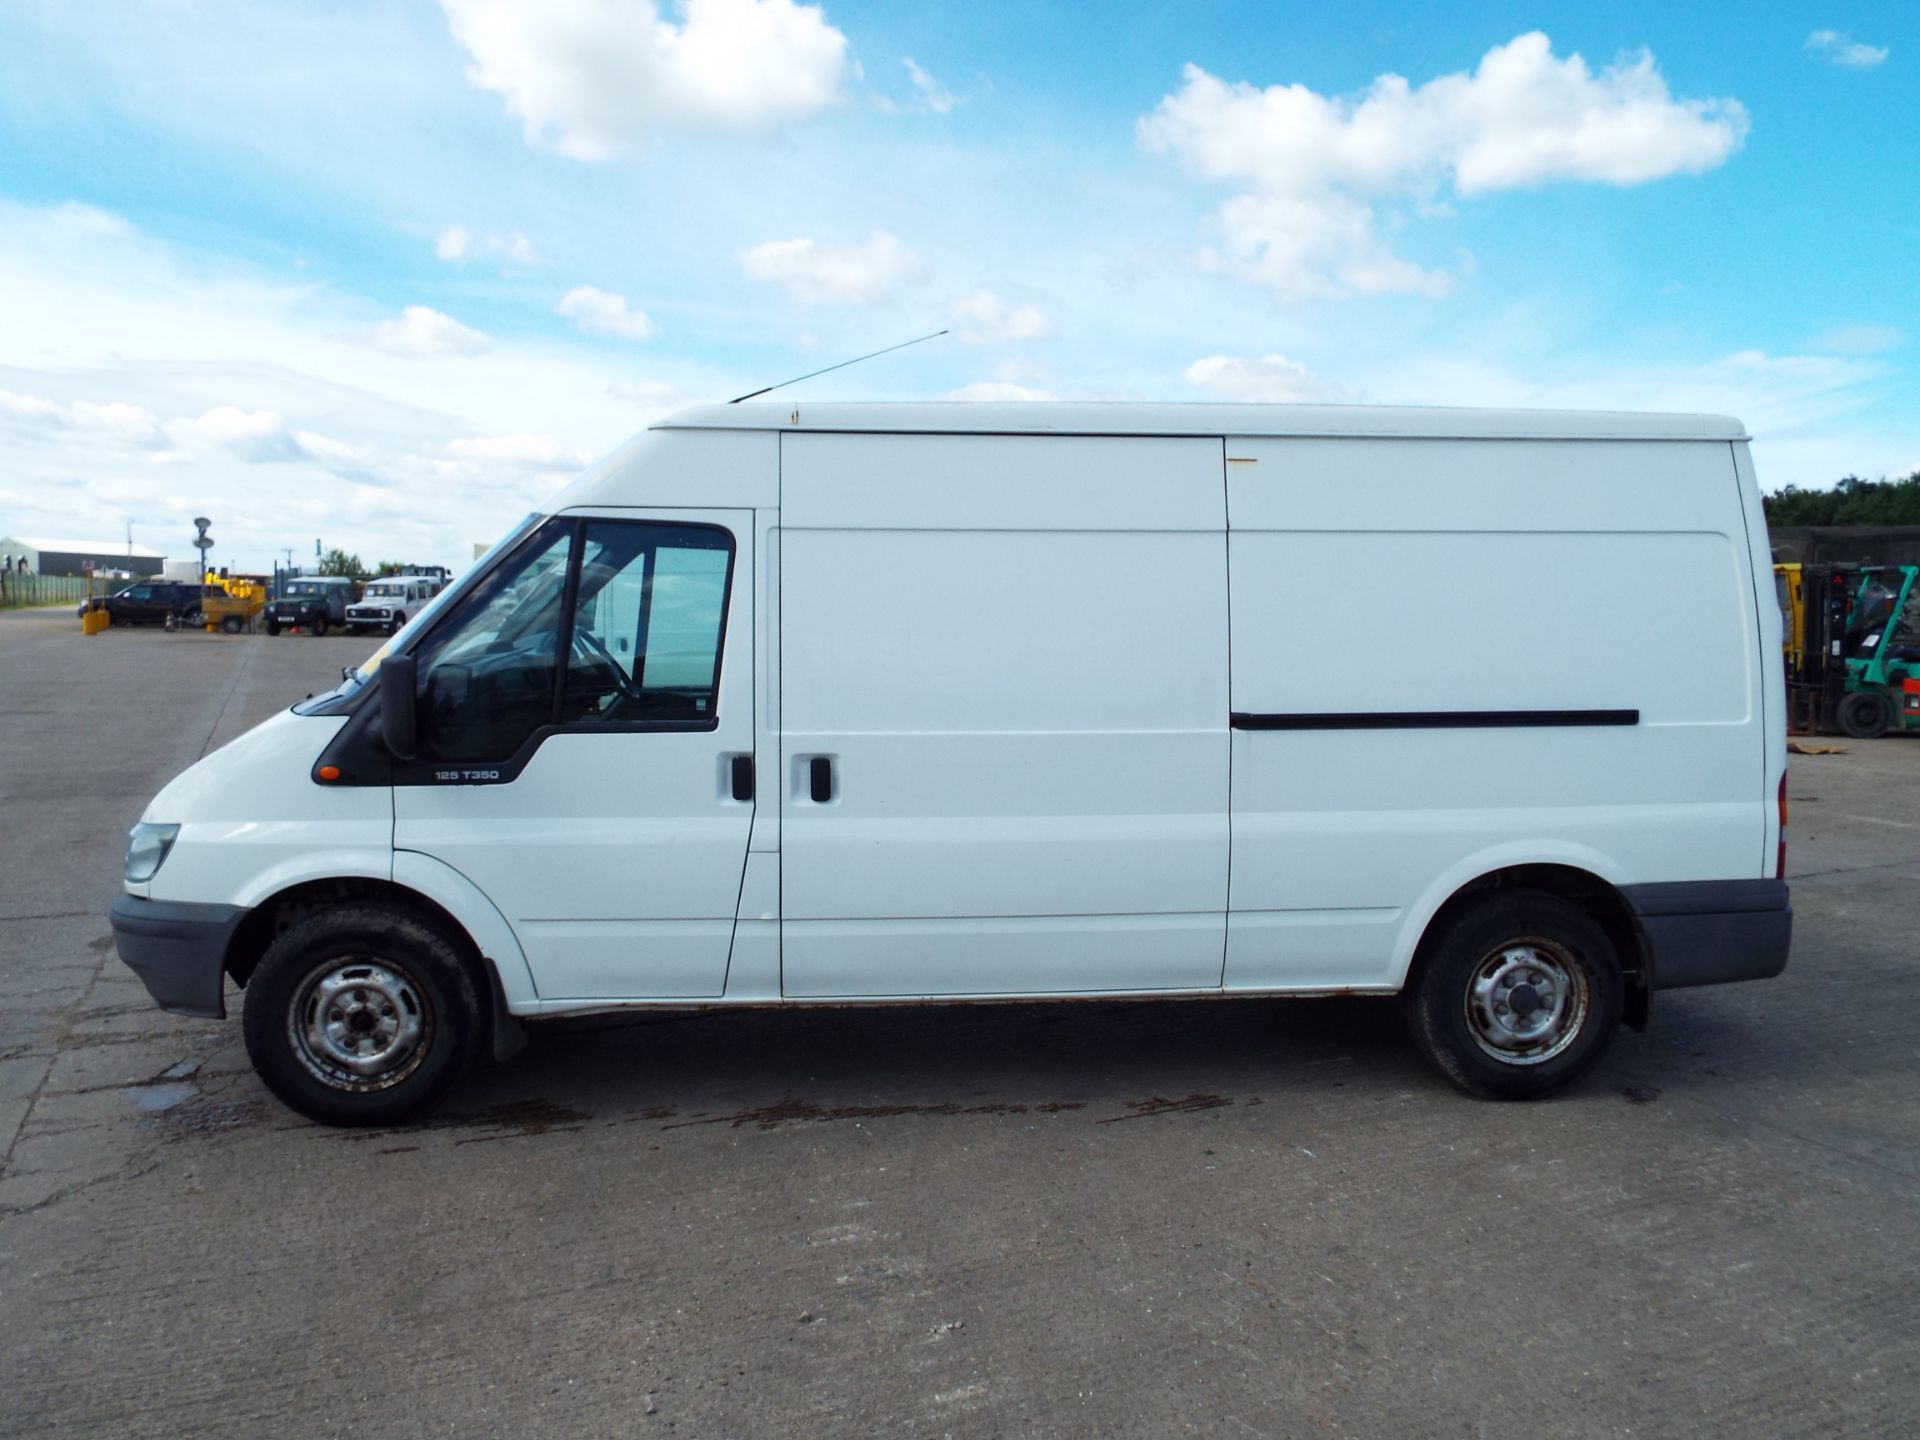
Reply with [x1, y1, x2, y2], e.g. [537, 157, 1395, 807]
[201, 573, 267, 634]
[1775, 563, 1804, 674]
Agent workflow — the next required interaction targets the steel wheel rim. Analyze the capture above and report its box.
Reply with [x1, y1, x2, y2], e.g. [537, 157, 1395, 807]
[1463, 936, 1589, 1066]
[288, 957, 433, 1091]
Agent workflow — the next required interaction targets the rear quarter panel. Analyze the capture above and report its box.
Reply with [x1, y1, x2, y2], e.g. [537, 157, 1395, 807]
[1223, 436, 1768, 990]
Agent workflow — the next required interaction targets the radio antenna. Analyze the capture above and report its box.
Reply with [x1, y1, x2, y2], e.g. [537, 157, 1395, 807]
[728, 329, 949, 404]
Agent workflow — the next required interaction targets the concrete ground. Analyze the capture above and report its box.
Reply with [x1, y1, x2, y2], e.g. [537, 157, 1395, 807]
[1, 602, 1915, 1438]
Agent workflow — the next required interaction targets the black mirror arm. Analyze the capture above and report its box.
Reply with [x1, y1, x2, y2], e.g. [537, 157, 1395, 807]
[380, 655, 419, 761]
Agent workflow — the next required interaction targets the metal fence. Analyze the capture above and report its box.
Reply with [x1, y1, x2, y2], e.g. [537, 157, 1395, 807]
[0, 574, 92, 611]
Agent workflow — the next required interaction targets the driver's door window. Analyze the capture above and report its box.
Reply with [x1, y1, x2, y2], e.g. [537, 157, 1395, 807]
[563, 522, 732, 725]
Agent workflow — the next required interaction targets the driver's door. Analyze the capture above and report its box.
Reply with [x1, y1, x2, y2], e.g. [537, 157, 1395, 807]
[392, 509, 755, 1000]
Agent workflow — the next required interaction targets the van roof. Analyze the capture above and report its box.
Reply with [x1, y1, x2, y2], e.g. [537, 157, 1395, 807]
[652, 401, 1747, 442]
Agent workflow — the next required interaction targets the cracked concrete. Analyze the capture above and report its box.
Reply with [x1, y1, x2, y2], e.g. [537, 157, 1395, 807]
[2, 603, 1918, 1437]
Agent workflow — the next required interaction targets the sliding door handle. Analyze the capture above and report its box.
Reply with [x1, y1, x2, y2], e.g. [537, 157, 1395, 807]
[809, 756, 833, 804]
[729, 754, 755, 803]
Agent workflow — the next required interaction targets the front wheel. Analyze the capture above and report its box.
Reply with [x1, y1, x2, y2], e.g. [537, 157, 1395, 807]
[1837, 689, 1891, 740]
[1405, 891, 1623, 1100]
[220, 613, 244, 635]
[388, 612, 406, 635]
[311, 615, 329, 637]
[242, 903, 482, 1125]
[264, 617, 280, 635]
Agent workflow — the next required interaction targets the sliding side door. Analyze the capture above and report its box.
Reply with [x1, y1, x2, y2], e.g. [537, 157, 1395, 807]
[779, 433, 1230, 997]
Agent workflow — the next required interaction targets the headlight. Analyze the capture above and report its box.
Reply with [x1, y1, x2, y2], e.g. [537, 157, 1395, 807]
[125, 822, 181, 883]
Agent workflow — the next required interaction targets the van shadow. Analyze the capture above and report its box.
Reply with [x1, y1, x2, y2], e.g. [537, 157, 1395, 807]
[452, 995, 1427, 1129]
[422, 986, 1857, 1135]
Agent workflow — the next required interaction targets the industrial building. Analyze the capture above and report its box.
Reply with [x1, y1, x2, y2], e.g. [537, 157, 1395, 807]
[0, 537, 166, 577]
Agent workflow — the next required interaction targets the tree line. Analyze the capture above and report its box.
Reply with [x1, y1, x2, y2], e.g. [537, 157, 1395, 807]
[1765, 472, 1920, 526]
[315, 550, 413, 581]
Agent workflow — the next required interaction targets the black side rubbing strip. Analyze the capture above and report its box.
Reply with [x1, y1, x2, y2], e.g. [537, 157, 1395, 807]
[1230, 709, 1640, 731]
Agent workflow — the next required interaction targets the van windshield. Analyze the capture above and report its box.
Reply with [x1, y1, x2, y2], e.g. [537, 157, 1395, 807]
[363, 582, 404, 599]
[349, 513, 538, 685]
[285, 580, 332, 597]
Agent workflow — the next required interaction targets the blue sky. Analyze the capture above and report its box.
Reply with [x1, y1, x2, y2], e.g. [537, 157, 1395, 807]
[0, 0, 1913, 571]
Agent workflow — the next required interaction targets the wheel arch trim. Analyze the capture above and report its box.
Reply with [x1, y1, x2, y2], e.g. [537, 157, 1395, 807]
[390, 850, 537, 1010]
[1388, 842, 1635, 991]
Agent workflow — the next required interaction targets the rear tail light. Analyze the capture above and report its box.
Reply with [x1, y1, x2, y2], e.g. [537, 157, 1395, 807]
[1776, 772, 1788, 879]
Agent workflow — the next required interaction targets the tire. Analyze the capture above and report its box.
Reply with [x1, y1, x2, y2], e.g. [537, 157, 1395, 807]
[242, 903, 483, 1126]
[220, 613, 244, 635]
[388, 612, 406, 635]
[311, 615, 329, 637]
[264, 617, 280, 636]
[1837, 689, 1892, 740]
[1405, 891, 1623, 1101]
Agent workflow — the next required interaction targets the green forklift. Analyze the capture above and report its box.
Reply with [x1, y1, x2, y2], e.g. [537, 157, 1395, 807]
[1779, 562, 1920, 738]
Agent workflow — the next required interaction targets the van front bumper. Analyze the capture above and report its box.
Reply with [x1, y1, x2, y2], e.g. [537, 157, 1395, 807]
[110, 894, 247, 1020]
[1623, 879, 1792, 990]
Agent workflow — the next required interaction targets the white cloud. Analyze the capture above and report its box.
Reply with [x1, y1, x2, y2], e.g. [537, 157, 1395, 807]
[946, 381, 1055, 402]
[292, 430, 370, 468]
[1365, 348, 1878, 438]
[439, 0, 851, 159]
[0, 388, 168, 447]
[557, 284, 656, 340]
[494, 230, 538, 265]
[1140, 32, 1749, 303]
[444, 432, 593, 470]
[371, 305, 492, 356]
[190, 405, 307, 462]
[181, 406, 370, 471]
[0, 200, 671, 569]
[1182, 353, 1351, 403]
[1805, 30, 1889, 68]
[606, 378, 709, 415]
[435, 223, 471, 261]
[904, 58, 955, 114]
[437, 223, 539, 265]
[739, 230, 925, 305]
[949, 289, 1054, 344]
[1809, 323, 1904, 356]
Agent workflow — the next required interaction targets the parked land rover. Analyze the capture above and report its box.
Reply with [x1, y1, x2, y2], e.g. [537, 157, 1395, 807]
[346, 575, 443, 636]
[264, 576, 355, 636]
[110, 402, 1792, 1125]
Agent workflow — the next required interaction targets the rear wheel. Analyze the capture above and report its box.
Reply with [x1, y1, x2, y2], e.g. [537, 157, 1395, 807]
[1405, 891, 1623, 1100]
[1837, 689, 1892, 740]
[220, 613, 244, 635]
[242, 903, 482, 1125]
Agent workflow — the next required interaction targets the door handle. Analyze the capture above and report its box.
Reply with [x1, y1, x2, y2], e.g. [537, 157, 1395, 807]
[809, 755, 833, 804]
[730, 754, 755, 803]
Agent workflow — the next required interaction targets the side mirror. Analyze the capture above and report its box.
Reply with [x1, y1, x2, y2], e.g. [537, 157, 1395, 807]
[380, 654, 418, 761]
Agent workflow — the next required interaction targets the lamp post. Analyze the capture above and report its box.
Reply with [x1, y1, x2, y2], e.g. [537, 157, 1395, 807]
[192, 518, 214, 602]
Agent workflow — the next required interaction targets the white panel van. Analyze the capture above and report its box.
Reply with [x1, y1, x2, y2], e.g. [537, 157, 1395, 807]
[111, 404, 1791, 1124]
